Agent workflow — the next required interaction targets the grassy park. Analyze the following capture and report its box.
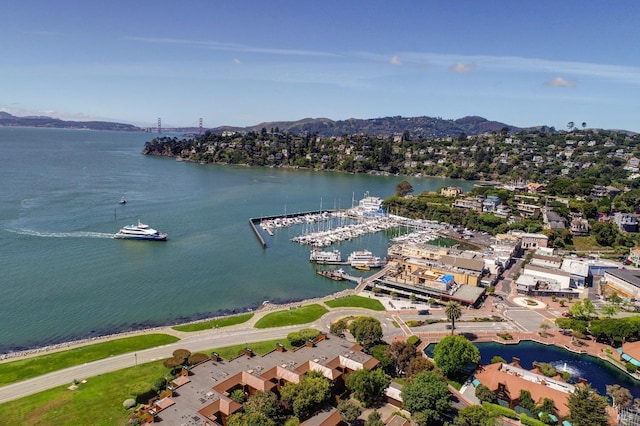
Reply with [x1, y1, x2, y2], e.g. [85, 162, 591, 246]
[324, 294, 385, 311]
[253, 304, 328, 328]
[0, 334, 178, 387]
[0, 338, 298, 425]
[172, 313, 254, 332]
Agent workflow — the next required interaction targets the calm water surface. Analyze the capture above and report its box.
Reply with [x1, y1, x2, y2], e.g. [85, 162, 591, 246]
[0, 127, 474, 353]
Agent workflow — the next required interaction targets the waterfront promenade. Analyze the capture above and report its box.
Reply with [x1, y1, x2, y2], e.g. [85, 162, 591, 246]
[0, 279, 633, 405]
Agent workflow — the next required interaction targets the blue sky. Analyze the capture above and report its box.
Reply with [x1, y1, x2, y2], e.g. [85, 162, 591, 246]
[2, 1, 640, 131]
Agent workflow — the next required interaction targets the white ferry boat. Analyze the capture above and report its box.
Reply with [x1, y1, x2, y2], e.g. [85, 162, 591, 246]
[309, 248, 343, 264]
[114, 220, 167, 241]
[347, 250, 384, 268]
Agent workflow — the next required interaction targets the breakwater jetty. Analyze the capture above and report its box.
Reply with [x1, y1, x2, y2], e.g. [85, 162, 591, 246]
[249, 210, 334, 248]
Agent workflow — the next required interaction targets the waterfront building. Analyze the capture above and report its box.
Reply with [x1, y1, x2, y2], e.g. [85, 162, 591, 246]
[441, 186, 463, 197]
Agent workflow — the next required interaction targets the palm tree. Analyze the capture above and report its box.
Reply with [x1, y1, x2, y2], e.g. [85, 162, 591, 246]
[445, 301, 462, 335]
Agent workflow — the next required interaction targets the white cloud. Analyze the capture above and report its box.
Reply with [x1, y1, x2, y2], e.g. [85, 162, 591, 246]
[390, 55, 401, 65]
[545, 77, 576, 87]
[124, 36, 337, 58]
[233, 58, 241, 64]
[449, 62, 476, 74]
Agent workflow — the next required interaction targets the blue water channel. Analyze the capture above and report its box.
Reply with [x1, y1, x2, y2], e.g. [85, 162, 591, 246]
[425, 340, 640, 398]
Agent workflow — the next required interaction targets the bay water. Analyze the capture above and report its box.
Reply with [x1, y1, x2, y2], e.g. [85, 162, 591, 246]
[0, 127, 473, 353]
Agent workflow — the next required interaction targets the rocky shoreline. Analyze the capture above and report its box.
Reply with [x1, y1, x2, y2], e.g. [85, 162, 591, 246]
[0, 288, 356, 362]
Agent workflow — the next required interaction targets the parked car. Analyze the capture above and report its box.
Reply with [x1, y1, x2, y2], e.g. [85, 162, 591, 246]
[561, 312, 572, 317]
[417, 310, 429, 315]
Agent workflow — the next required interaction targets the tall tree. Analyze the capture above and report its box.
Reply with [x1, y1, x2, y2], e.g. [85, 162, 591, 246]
[567, 384, 609, 426]
[606, 384, 632, 408]
[244, 390, 279, 418]
[401, 371, 451, 424]
[386, 340, 418, 377]
[337, 399, 362, 425]
[345, 368, 390, 405]
[280, 371, 331, 421]
[433, 335, 480, 377]
[396, 180, 414, 197]
[365, 410, 384, 426]
[349, 316, 383, 349]
[445, 301, 462, 334]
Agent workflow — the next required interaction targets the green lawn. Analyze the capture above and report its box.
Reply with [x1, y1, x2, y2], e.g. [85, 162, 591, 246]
[0, 361, 168, 426]
[324, 295, 385, 311]
[254, 304, 328, 329]
[0, 339, 297, 424]
[0, 334, 179, 387]
[172, 313, 254, 332]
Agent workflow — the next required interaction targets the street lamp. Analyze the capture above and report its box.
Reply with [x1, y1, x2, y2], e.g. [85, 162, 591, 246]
[134, 353, 137, 367]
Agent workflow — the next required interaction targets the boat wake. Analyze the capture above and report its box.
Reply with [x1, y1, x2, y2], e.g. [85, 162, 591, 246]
[6, 229, 114, 239]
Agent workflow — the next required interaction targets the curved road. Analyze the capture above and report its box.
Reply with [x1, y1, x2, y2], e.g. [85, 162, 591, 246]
[0, 308, 399, 405]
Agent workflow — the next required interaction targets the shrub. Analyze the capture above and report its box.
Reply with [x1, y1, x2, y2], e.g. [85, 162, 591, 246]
[129, 382, 156, 405]
[497, 333, 513, 340]
[520, 413, 548, 426]
[172, 349, 191, 363]
[299, 328, 320, 341]
[123, 398, 137, 409]
[490, 356, 506, 364]
[330, 319, 349, 336]
[152, 377, 167, 392]
[406, 335, 421, 346]
[163, 356, 184, 369]
[286, 328, 320, 347]
[230, 389, 246, 403]
[482, 402, 519, 420]
[626, 362, 638, 373]
[187, 352, 210, 365]
[405, 320, 423, 327]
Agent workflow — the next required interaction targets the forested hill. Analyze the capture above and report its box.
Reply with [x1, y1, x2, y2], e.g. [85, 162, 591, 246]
[212, 115, 528, 138]
[0, 112, 140, 131]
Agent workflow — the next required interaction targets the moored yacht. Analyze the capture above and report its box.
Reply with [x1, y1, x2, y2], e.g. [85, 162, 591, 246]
[309, 247, 343, 264]
[347, 249, 384, 268]
[114, 220, 167, 241]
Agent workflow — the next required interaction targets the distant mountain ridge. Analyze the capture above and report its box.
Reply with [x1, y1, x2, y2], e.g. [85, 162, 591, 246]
[212, 115, 528, 138]
[0, 112, 140, 131]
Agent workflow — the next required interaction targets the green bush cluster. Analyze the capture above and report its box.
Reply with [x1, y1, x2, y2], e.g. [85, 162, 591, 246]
[406, 335, 421, 346]
[287, 328, 320, 347]
[520, 413, 549, 426]
[482, 402, 519, 420]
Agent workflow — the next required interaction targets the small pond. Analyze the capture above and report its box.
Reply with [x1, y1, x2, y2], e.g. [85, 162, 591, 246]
[424, 340, 640, 398]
